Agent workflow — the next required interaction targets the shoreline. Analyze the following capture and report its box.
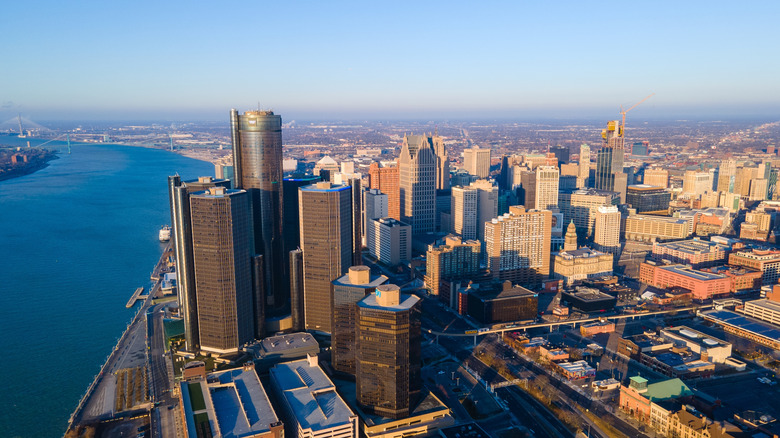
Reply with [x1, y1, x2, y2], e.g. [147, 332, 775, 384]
[0, 151, 59, 183]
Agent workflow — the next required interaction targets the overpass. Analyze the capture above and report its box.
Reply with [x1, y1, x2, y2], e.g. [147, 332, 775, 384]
[426, 305, 713, 339]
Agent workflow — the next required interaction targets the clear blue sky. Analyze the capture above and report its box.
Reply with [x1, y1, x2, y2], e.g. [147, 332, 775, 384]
[2, 1, 779, 121]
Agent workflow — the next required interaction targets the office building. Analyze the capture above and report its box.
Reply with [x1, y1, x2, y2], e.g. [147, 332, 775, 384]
[682, 171, 714, 198]
[578, 144, 591, 188]
[363, 188, 388, 247]
[356, 285, 421, 419]
[595, 120, 627, 198]
[466, 281, 538, 324]
[624, 214, 691, 242]
[180, 365, 283, 438]
[189, 187, 255, 354]
[484, 206, 552, 287]
[368, 161, 400, 220]
[717, 159, 737, 193]
[425, 235, 481, 303]
[270, 356, 358, 438]
[729, 249, 780, 285]
[450, 180, 498, 241]
[650, 238, 729, 269]
[168, 175, 231, 351]
[561, 288, 617, 312]
[659, 327, 732, 363]
[332, 266, 387, 375]
[462, 145, 491, 178]
[368, 217, 412, 266]
[288, 249, 304, 332]
[230, 109, 285, 314]
[550, 145, 569, 164]
[559, 188, 621, 238]
[534, 165, 560, 211]
[282, 176, 320, 255]
[593, 205, 621, 255]
[433, 133, 450, 190]
[553, 248, 614, 286]
[626, 184, 670, 214]
[632, 141, 649, 156]
[313, 155, 340, 177]
[643, 168, 669, 189]
[299, 182, 354, 333]
[399, 134, 437, 234]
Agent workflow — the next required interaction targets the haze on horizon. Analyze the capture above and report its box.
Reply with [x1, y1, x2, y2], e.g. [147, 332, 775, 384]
[2, 1, 779, 122]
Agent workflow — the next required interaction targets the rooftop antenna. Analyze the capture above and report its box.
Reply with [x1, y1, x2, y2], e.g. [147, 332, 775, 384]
[17, 114, 26, 138]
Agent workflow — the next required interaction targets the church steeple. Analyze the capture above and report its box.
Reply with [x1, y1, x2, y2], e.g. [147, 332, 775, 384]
[564, 220, 578, 251]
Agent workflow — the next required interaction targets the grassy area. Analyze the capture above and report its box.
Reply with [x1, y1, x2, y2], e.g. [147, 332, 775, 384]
[188, 382, 206, 411]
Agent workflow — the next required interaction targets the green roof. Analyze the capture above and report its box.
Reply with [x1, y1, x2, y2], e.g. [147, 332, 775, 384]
[644, 378, 692, 401]
[630, 376, 648, 385]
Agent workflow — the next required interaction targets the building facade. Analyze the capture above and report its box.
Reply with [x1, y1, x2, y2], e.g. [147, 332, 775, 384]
[484, 206, 552, 287]
[368, 161, 400, 221]
[368, 217, 412, 266]
[399, 134, 437, 234]
[462, 145, 491, 178]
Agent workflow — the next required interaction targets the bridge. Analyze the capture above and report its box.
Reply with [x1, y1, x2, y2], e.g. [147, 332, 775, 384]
[426, 305, 714, 339]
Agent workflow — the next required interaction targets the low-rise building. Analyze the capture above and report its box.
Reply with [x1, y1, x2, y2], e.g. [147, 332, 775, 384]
[659, 326, 732, 363]
[561, 287, 617, 313]
[624, 214, 691, 242]
[702, 265, 763, 294]
[180, 364, 284, 438]
[619, 376, 693, 424]
[245, 333, 320, 372]
[650, 238, 729, 268]
[269, 356, 358, 438]
[580, 320, 615, 337]
[553, 247, 614, 286]
[729, 249, 780, 286]
[741, 299, 780, 326]
[555, 360, 596, 380]
[466, 280, 538, 324]
[617, 333, 674, 361]
[668, 406, 744, 438]
[700, 310, 780, 350]
[639, 261, 731, 301]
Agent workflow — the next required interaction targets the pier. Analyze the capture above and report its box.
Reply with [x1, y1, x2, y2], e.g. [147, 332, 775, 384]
[125, 287, 147, 308]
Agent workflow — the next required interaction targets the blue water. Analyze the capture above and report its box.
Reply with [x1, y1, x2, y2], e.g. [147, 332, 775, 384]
[0, 137, 213, 437]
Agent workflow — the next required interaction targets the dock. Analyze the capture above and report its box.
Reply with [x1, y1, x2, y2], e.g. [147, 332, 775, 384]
[126, 287, 147, 308]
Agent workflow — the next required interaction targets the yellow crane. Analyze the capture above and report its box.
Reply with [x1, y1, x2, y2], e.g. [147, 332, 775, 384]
[619, 93, 655, 137]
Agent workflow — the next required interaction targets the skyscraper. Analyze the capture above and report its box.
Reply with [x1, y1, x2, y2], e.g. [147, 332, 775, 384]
[593, 205, 621, 256]
[484, 206, 552, 287]
[331, 266, 387, 375]
[462, 145, 491, 178]
[595, 120, 627, 201]
[399, 134, 437, 234]
[299, 182, 354, 333]
[534, 165, 560, 211]
[717, 159, 737, 193]
[363, 188, 388, 247]
[356, 284, 421, 419]
[168, 175, 231, 351]
[682, 171, 713, 197]
[189, 187, 255, 354]
[230, 109, 285, 314]
[369, 161, 400, 220]
[433, 133, 450, 190]
[425, 236, 481, 306]
[450, 180, 498, 241]
[550, 145, 570, 165]
[578, 144, 591, 188]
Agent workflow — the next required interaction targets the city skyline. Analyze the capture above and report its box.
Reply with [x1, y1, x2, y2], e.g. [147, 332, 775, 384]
[2, 2, 780, 121]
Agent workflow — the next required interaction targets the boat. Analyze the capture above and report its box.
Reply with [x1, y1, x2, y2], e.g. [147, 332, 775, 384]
[158, 225, 171, 242]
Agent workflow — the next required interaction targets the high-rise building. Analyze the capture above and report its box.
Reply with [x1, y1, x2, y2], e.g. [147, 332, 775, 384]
[368, 161, 400, 220]
[356, 285, 421, 419]
[450, 180, 498, 241]
[682, 171, 714, 197]
[230, 109, 285, 314]
[643, 168, 669, 188]
[332, 266, 387, 375]
[368, 217, 412, 265]
[717, 159, 737, 193]
[578, 144, 591, 188]
[363, 188, 388, 247]
[299, 182, 354, 333]
[631, 141, 650, 156]
[484, 206, 552, 287]
[593, 205, 621, 255]
[425, 235, 481, 303]
[399, 134, 437, 234]
[189, 187, 255, 354]
[462, 145, 491, 178]
[626, 184, 670, 214]
[559, 188, 621, 238]
[595, 120, 627, 201]
[168, 175, 232, 351]
[433, 133, 450, 190]
[282, 175, 320, 254]
[288, 249, 304, 332]
[550, 145, 570, 165]
[534, 165, 560, 211]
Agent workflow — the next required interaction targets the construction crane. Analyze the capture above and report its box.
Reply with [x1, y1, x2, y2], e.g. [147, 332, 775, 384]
[619, 93, 654, 137]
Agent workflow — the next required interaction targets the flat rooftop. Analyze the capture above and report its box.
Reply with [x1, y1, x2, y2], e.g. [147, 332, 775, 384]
[180, 367, 279, 438]
[659, 265, 726, 281]
[654, 238, 725, 254]
[701, 310, 780, 342]
[628, 215, 688, 224]
[662, 326, 729, 349]
[269, 359, 355, 432]
[564, 288, 615, 302]
[245, 332, 318, 359]
[745, 298, 780, 313]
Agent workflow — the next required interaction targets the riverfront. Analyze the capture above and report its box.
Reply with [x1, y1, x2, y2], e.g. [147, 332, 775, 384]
[0, 138, 212, 437]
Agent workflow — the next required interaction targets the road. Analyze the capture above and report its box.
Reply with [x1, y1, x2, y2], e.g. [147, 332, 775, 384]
[148, 303, 182, 438]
